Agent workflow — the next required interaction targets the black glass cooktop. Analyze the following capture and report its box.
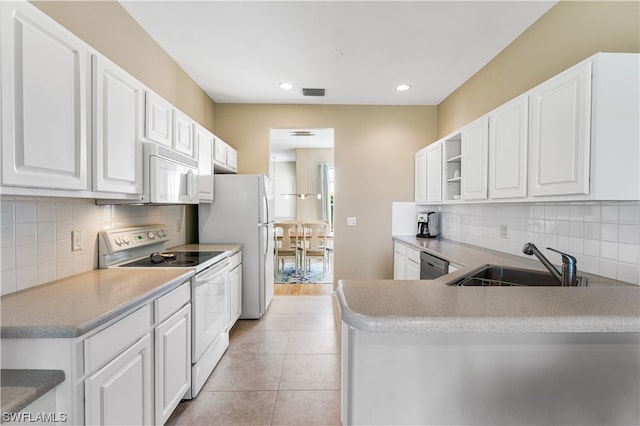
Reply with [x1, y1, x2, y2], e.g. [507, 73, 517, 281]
[119, 251, 225, 268]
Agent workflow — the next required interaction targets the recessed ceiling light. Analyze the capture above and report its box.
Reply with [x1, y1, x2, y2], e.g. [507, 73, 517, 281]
[279, 82, 293, 90]
[396, 84, 411, 92]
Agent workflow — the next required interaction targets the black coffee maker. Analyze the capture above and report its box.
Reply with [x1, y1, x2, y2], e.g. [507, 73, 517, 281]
[416, 211, 439, 238]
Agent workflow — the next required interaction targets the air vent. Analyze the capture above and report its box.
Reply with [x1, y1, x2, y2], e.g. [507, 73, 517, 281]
[302, 88, 326, 97]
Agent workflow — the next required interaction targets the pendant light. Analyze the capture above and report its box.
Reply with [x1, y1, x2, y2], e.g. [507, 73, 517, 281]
[280, 131, 321, 199]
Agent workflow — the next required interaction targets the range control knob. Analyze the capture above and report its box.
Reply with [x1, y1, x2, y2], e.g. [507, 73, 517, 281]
[156, 230, 163, 238]
[147, 231, 155, 239]
[115, 237, 123, 246]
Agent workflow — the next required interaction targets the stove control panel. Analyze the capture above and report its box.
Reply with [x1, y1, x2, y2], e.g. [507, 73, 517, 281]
[99, 225, 170, 254]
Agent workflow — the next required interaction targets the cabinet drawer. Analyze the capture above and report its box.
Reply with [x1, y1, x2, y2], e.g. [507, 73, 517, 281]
[84, 304, 152, 373]
[406, 248, 421, 264]
[394, 242, 407, 256]
[155, 282, 191, 323]
[229, 251, 242, 269]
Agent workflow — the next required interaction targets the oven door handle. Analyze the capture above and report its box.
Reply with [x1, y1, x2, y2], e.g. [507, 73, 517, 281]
[195, 259, 230, 283]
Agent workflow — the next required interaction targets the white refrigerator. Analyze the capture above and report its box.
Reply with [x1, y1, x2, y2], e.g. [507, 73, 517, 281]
[199, 174, 275, 319]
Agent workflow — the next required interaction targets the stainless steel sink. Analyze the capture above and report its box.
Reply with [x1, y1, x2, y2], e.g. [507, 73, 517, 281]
[446, 265, 588, 287]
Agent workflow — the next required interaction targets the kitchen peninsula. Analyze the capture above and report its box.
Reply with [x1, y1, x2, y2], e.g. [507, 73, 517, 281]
[337, 238, 640, 426]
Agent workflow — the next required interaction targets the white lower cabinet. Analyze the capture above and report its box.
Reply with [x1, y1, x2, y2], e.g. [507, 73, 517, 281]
[229, 252, 243, 327]
[155, 304, 191, 425]
[85, 333, 154, 425]
[393, 242, 407, 280]
[393, 242, 420, 280]
[405, 247, 421, 280]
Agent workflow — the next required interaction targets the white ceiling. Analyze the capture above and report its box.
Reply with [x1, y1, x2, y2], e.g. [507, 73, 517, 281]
[120, 1, 556, 106]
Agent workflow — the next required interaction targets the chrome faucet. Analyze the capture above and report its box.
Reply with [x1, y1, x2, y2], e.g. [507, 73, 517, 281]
[522, 243, 582, 286]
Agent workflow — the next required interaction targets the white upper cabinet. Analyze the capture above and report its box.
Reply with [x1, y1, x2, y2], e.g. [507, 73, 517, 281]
[226, 146, 238, 171]
[145, 91, 173, 148]
[488, 95, 528, 199]
[195, 124, 214, 202]
[426, 142, 442, 203]
[173, 110, 195, 157]
[414, 148, 427, 203]
[587, 53, 639, 200]
[1, 1, 90, 191]
[528, 60, 591, 197]
[92, 55, 143, 194]
[213, 138, 228, 165]
[442, 133, 462, 202]
[213, 137, 238, 173]
[461, 116, 489, 200]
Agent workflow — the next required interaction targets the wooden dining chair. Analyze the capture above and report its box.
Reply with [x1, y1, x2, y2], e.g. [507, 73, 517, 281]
[274, 222, 301, 275]
[301, 222, 329, 277]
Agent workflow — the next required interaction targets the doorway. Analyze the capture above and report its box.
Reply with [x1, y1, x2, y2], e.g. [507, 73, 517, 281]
[270, 128, 334, 286]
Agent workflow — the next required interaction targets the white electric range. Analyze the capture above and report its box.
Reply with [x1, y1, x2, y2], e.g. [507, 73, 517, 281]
[98, 225, 231, 399]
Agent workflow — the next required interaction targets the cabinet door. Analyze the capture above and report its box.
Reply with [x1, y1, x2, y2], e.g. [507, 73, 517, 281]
[405, 247, 421, 280]
[155, 304, 191, 425]
[529, 62, 591, 196]
[85, 333, 153, 426]
[145, 91, 173, 147]
[229, 265, 242, 327]
[93, 55, 143, 194]
[226, 146, 238, 172]
[405, 259, 420, 280]
[0, 1, 89, 190]
[393, 242, 407, 280]
[196, 124, 214, 202]
[173, 110, 195, 157]
[488, 96, 528, 199]
[461, 116, 489, 200]
[414, 148, 427, 203]
[426, 142, 442, 203]
[213, 138, 228, 165]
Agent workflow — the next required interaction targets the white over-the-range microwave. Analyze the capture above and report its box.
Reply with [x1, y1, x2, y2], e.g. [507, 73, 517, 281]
[100, 142, 199, 205]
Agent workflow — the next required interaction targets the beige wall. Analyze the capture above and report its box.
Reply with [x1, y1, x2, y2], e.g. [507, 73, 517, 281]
[215, 104, 438, 281]
[31, 0, 216, 131]
[438, 1, 640, 137]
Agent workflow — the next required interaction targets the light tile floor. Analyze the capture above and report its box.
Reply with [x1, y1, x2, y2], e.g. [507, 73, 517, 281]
[167, 295, 341, 425]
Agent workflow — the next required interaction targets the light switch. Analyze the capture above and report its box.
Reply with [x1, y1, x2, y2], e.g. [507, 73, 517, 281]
[347, 217, 357, 226]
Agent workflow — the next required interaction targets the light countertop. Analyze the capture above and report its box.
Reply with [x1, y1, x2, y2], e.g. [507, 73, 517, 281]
[0, 268, 193, 338]
[0, 369, 65, 414]
[0, 244, 241, 339]
[336, 237, 640, 334]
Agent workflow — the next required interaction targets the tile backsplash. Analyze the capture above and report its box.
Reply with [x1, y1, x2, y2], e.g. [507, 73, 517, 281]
[392, 201, 640, 285]
[1, 195, 187, 296]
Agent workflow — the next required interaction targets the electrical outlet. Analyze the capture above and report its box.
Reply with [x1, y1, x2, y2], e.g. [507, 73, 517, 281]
[72, 230, 83, 251]
[347, 216, 357, 226]
[500, 224, 508, 239]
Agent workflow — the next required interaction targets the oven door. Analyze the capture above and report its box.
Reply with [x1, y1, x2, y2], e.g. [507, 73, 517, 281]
[192, 259, 230, 363]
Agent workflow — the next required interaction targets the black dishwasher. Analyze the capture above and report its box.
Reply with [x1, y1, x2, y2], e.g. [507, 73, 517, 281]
[420, 252, 449, 279]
